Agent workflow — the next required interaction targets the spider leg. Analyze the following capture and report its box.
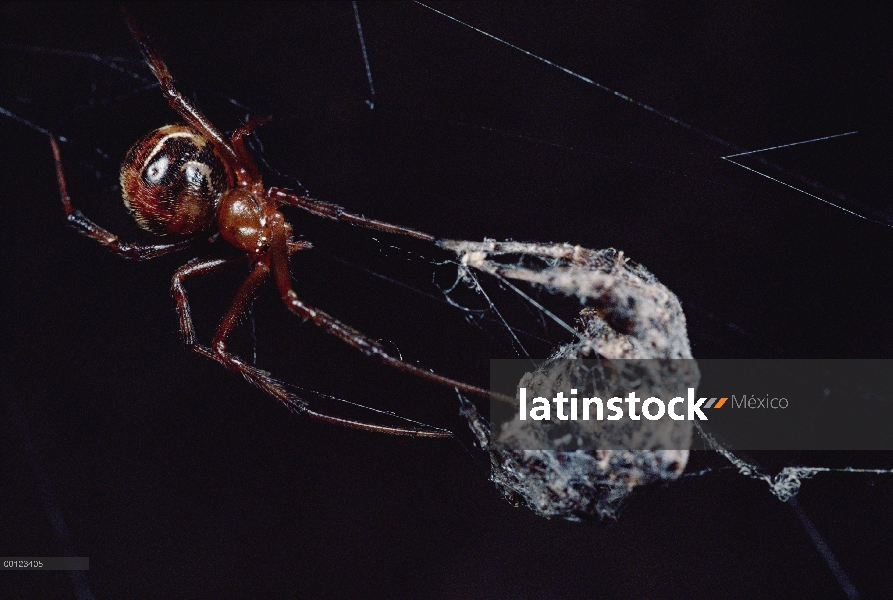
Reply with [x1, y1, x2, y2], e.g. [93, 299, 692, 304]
[229, 116, 272, 183]
[269, 188, 435, 242]
[50, 137, 192, 260]
[268, 219, 512, 404]
[171, 256, 244, 347]
[172, 254, 449, 438]
[122, 10, 238, 164]
[173, 258, 311, 415]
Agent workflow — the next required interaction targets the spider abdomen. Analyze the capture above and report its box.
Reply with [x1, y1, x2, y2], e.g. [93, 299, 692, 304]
[120, 124, 233, 236]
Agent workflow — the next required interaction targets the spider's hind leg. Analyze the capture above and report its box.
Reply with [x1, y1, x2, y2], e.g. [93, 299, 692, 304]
[51, 137, 192, 260]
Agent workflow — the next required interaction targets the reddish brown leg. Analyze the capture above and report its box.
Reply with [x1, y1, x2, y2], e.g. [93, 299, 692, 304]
[173, 259, 306, 414]
[229, 116, 272, 184]
[173, 254, 448, 438]
[171, 257, 242, 346]
[123, 10, 238, 164]
[269, 188, 436, 242]
[174, 258, 290, 399]
[211, 261, 271, 355]
[51, 137, 192, 260]
[268, 220, 511, 403]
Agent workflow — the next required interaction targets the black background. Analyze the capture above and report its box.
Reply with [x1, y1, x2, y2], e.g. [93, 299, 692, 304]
[2, 2, 893, 598]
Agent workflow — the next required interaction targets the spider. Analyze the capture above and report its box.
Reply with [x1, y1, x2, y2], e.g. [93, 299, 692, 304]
[48, 13, 505, 438]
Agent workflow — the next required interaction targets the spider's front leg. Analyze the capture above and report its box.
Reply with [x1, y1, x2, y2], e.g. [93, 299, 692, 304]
[266, 215, 513, 405]
[50, 137, 193, 260]
[269, 188, 436, 242]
